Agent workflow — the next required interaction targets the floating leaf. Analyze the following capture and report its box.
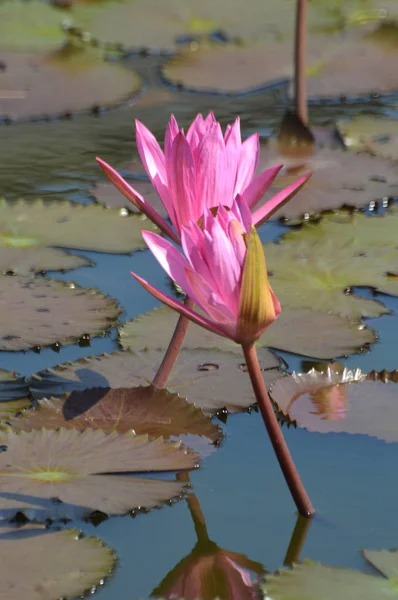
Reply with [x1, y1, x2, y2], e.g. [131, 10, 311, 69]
[260, 558, 398, 600]
[91, 177, 168, 217]
[0, 246, 91, 275]
[13, 386, 221, 441]
[262, 308, 375, 359]
[258, 145, 398, 220]
[0, 428, 195, 520]
[0, 198, 158, 253]
[363, 549, 398, 580]
[0, 276, 120, 351]
[270, 367, 398, 443]
[0, 525, 116, 600]
[0, 48, 142, 120]
[264, 241, 390, 319]
[29, 348, 281, 414]
[337, 116, 398, 161]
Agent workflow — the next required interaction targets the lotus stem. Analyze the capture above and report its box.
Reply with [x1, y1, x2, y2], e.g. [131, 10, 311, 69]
[283, 513, 312, 565]
[295, 0, 308, 125]
[242, 343, 315, 517]
[177, 472, 210, 543]
[152, 296, 195, 389]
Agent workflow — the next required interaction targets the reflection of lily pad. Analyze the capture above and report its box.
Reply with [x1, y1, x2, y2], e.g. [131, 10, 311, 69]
[0, 1, 66, 51]
[0, 276, 120, 351]
[0, 369, 31, 403]
[0, 49, 142, 120]
[261, 556, 398, 600]
[0, 199, 158, 253]
[30, 348, 281, 414]
[13, 386, 221, 441]
[258, 145, 398, 220]
[0, 428, 195, 520]
[262, 308, 375, 359]
[270, 368, 398, 443]
[91, 177, 168, 218]
[337, 116, 398, 161]
[0, 246, 90, 275]
[264, 241, 390, 319]
[0, 525, 116, 600]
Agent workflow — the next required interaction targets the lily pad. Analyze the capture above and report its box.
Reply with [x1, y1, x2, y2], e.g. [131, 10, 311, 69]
[363, 549, 398, 579]
[0, 246, 91, 275]
[258, 145, 398, 220]
[270, 367, 398, 443]
[91, 177, 168, 218]
[0, 525, 116, 600]
[0, 48, 142, 120]
[0, 428, 195, 520]
[337, 116, 398, 161]
[262, 308, 375, 359]
[260, 557, 398, 600]
[0, 276, 120, 351]
[12, 386, 221, 441]
[29, 348, 282, 414]
[0, 198, 158, 253]
[264, 241, 390, 319]
[0, 369, 31, 403]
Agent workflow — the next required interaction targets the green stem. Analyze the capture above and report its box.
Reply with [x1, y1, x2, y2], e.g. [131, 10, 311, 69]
[295, 0, 308, 125]
[152, 296, 194, 389]
[242, 343, 315, 517]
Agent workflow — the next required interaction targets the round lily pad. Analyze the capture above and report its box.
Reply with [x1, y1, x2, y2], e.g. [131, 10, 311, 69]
[260, 557, 398, 600]
[12, 386, 221, 441]
[270, 367, 398, 443]
[264, 241, 390, 319]
[29, 348, 282, 414]
[0, 525, 116, 600]
[91, 177, 168, 218]
[0, 246, 91, 275]
[0, 198, 158, 254]
[0, 276, 120, 351]
[258, 145, 398, 220]
[0, 48, 142, 120]
[0, 428, 194, 520]
[261, 308, 376, 359]
[337, 116, 398, 161]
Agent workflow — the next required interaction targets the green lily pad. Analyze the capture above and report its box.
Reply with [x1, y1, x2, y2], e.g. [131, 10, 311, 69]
[0, 428, 194, 521]
[264, 241, 390, 319]
[0, 48, 142, 120]
[363, 549, 398, 579]
[12, 386, 221, 441]
[270, 367, 398, 443]
[260, 557, 398, 600]
[0, 246, 91, 275]
[0, 276, 120, 351]
[0, 198, 158, 253]
[258, 145, 398, 220]
[337, 116, 398, 161]
[91, 177, 168, 218]
[29, 347, 282, 414]
[0, 525, 116, 600]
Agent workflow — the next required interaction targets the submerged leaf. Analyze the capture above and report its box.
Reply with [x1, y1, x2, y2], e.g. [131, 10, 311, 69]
[0, 369, 31, 403]
[0, 276, 120, 351]
[0, 525, 116, 600]
[13, 386, 221, 442]
[270, 368, 398, 443]
[0, 428, 195, 520]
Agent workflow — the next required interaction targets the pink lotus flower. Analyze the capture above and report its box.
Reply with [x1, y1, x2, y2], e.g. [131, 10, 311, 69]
[131, 196, 280, 345]
[96, 113, 311, 244]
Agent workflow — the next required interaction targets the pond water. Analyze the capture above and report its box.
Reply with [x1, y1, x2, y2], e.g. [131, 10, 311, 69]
[2, 2, 398, 598]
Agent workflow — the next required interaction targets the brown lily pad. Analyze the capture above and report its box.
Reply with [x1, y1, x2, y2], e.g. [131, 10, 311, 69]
[29, 348, 282, 414]
[0, 48, 142, 120]
[91, 177, 168, 218]
[258, 144, 398, 220]
[270, 367, 398, 442]
[0, 428, 194, 520]
[0, 525, 116, 600]
[0, 276, 120, 351]
[0, 246, 91, 275]
[12, 386, 221, 441]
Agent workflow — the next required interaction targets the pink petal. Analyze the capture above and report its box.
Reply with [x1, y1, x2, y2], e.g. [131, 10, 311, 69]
[234, 133, 259, 196]
[196, 122, 227, 209]
[164, 114, 179, 158]
[95, 158, 179, 244]
[230, 194, 252, 234]
[242, 164, 283, 209]
[142, 230, 193, 295]
[252, 172, 313, 226]
[131, 272, 229, 338]
[224, 117, 242, 202]
[166, 132, 197, 230]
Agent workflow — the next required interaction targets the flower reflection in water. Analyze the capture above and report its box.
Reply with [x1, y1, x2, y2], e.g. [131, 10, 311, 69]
[309, 384, 348, 421]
